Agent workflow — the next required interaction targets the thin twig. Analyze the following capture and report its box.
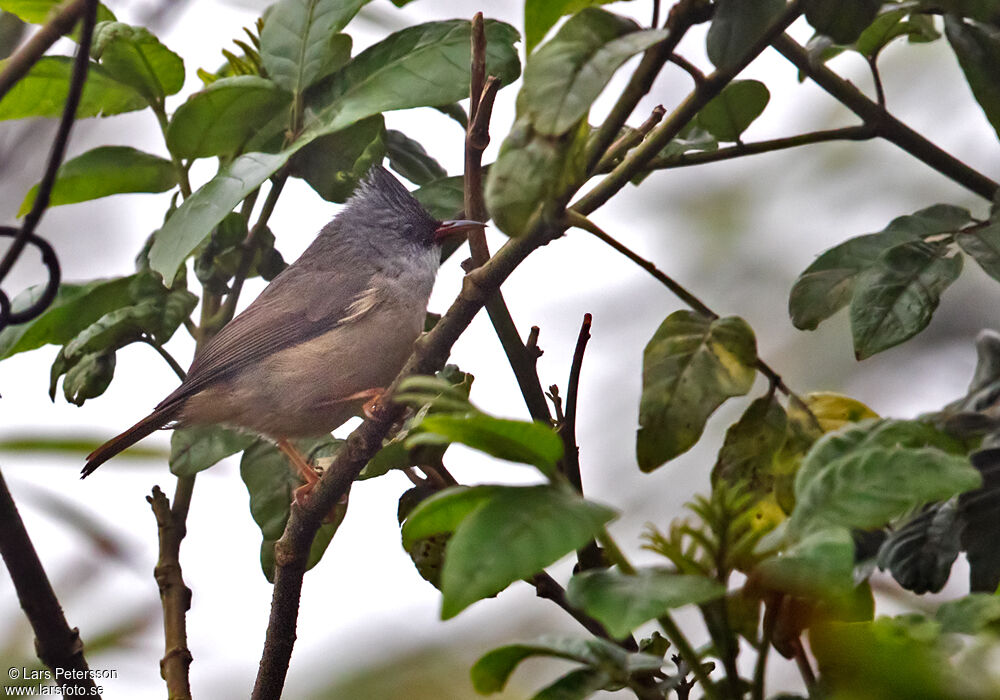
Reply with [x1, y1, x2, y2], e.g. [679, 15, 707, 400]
[634, 124, 875, 172]
[147, 486, 192, 700]
[867, 57, 885, 109]
[772, 33, 998, 200]
[791, 637, 817, 692]
[565, 213, 814, 420]
[668, 54, 706, 85]
[0, 0, 97, 285]
[463, 14, 552, 424]
[0, 0, 90, 103]
[531, 572, 629, 647]
[141, 335, 187, 381]
[595, 105, 667, 173]
[0, 470, 98, 694]
[753, 594, 780, 700]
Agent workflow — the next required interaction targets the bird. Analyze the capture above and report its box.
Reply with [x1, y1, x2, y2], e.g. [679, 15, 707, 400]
[82, 165, 481, 490]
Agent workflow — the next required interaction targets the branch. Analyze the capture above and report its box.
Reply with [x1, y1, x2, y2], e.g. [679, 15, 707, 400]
[0, 0, 90, 102]
[0, 470, 98, 694]
[574, 1, 805, 216]
[141, 335, 187, 381]
[147, 486, 192, 700]
[636, 124, 875, 171]
[463, 14, 552, 424]
[771, 33, 998, 200]
[565, 213, 811, 415]
[595, 105, 667, 174]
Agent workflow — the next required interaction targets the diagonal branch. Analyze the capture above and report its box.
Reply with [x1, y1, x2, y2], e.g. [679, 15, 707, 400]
[771, 33, 998, 200]
[0, 470, 98, 695]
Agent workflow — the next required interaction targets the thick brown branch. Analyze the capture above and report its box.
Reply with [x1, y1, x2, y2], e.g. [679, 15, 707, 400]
[0, 470, 98, 694]
[771, 33, 998, 200]
[148, 486, 193, 700]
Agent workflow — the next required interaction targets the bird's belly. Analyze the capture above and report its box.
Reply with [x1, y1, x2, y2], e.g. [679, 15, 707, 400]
[180, 301, 424, 438]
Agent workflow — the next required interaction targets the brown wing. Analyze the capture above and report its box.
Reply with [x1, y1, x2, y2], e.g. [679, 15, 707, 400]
[157, 264, 375, 409]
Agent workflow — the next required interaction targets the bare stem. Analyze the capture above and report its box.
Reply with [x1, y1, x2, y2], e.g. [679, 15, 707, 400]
[0, 0, 90, 102]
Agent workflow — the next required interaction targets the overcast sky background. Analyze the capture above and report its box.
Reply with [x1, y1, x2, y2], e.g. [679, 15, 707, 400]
[1, 0, 998, 697]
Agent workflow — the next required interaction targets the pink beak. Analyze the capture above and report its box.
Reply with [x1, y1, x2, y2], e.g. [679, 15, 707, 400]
[434, 219, 484, 243]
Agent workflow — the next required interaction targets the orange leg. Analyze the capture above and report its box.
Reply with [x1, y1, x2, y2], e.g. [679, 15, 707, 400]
[276, 438, 320, 506]
[338, 386, 387, 420]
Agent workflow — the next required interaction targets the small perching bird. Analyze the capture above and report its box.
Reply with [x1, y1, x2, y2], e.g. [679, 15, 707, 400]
[83, 166, 481, 488]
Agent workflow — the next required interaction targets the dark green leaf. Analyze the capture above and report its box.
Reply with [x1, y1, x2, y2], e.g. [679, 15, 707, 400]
[637, 311, 757, 471]
[789, 446, 980, 535]
[290, 115, 385, 202]
[696, 79, 770, 143]
[166, 76, 292, 159]
[407, 412, 563, 475]
[960, 448, 1000, 591]
[518, 8, 665, 136]
[0, 55, 145, 120]
[957, 221, 1000, 281]
[850, 241, 962, 359]
[789, 205, 971, 330]
[935, 594, 1000, 634]
[757, 527, 856, 596]
[925, 0, 1000, 23]
[60, 351, 114, 405]
[170, 426, 256, 477]
[946, 16, 1000, 142]
[0, 276, 133, 359]
[19, 146, 176, 216]
[877, 501, 961, 594]
[412, 174, 465, 220]
[855, 9, 940, 58]
[523, 0, 626, 53]
[260, 0, 362, 94]
[0, 1, 114, 26]
[440, 486, 616, 618]
[471, 636, 659, 694]
[566, 568, 726, 639]
[712, 394, 788, 494]
[805, 0, 880, 44]
[150, 19, 520, 282]
[384, 129, 446, 186]
[532, 668, 612, 700]
[400, 485, 504, 548]
[485, 115, 589, 236]
[706, 0, 785, 70]
[91, 22, 184, 100]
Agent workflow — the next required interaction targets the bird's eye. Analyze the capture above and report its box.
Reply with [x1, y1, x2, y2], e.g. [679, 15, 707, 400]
[401, 223, 414, 237]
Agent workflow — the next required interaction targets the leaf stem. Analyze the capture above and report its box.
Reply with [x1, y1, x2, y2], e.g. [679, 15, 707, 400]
[141, 335, 187, 381]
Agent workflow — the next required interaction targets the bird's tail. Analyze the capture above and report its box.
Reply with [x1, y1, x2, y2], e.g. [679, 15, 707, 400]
[82, 405, 179, 478]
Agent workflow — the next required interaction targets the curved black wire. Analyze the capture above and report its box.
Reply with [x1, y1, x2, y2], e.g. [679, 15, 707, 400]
[0, 226, 61, 331]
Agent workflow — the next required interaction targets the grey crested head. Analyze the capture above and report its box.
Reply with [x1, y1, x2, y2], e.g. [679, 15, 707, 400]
[334, 165, 440, 250]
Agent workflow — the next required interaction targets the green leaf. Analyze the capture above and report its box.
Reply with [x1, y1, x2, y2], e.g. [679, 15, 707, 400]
[407, 412, 564, 475]
[957, 221, 1000, 280]
[170, 426, 256, 477]
[412, 174, 465, 220]
[637, 311, 757, 471]
[935, 594, 1000, 635]
[523, 0, 628, 54]
[795, 418, 966, 495]
[0, 55, 146, 120]
[850, 241, 962, 359]
[91, 22, 184, 100]
[260, 0, 362, 95]
[946, 15, 1000, 141]
[149, 19, 521, 282]
[706, 0, 785, 70]
[384, 129, 446, 186]
[854, 8, 940, 58]
[566, 568, 726, 639]
[789, 446, 981, 535]
[960, 447, 1000, 591]
[0, 276, 133, 359]
[0, 1, 114, 26]
[695, 79, 770, 143]
[166, 76, 292, 159]
[485, 115, 589, 236]
[712, 393, 788, 494]
[0, 433, 167, 459]
[290, 114, 385, 202]
[926, 0, 1000, 23]
[261, 517, 343, 582]
[532, 669, 612, 700]
[789, 204, 971, 330]
[60, 351, 114, 406]
[440, 486, 617, 618]
[805, 0, 881, 45]
[877, 502, 961, 594]
[518, 8, 666, 136]
[471, 636, 660, 694]
[19, 146, 176, 216]
[400, 485, 504, 548]
[757, 527, 856, 596]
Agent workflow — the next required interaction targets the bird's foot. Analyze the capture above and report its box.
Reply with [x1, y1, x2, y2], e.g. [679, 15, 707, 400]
[292, 481, 348, 523]
[340, 386, 389, 421]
